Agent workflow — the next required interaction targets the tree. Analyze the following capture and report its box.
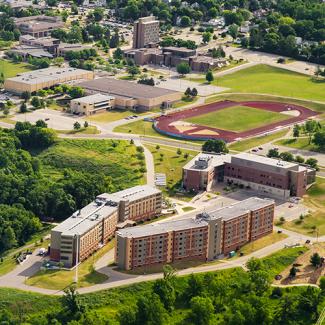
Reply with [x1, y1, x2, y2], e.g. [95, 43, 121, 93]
[305, 120, 318, 144]
[206, 70, 214, 83]
[313, 131, 325, 149]
[267, 148, 280, 158]
[191, 88, 198, 97]
[202, 139, 229, 153]
[35, 119, 47, 128]
[180, 16, 191, 27]
[84, 121, 88, 128]
[3, 107, 9, 116]
[0, 72, 4, 87]
[305, 158, 318, 170]
[136, 293, 166, 325]
[127, 65, 140, 77]
[279, 151, 294, 162]
[62, 286, 85, 314]
[185, 87, 192, 97]
[202, 32, 212, 43]
[21, 91, 31, 102]
[177, 62, 190, 76]
[289, 266, 297, 278]
[190, 296, 214, 325]
[310, 252, 321, 267]
[177, 148, 182, 155]
[295, 155, 305, 164]
[246, 257, 263, 272]
[68, 86, 84, 99]
[73, 121, 81, 130]
[118, 306, 137, 325]
[185, 274, 204, 300]
[31, 96, 41, 108]
[293, 124, 300, 138]
[19, 102, 27, 113]
[113, 47, 123, 60]
[229, 24, 239, 39]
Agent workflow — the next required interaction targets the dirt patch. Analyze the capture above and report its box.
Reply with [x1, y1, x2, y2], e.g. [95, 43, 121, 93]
[274, 243, 325, 285]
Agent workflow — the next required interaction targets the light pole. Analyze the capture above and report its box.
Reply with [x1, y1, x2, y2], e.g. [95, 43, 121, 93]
[74, 233, 79, 284]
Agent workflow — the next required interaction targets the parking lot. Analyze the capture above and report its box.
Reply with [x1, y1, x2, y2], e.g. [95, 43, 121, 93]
[13, 108, 83, 130]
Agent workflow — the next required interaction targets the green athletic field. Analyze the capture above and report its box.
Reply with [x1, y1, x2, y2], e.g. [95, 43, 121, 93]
[184, 105, 290, 132]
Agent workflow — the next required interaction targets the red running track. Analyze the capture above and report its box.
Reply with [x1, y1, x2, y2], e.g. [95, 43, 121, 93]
[154, 100, 319, 142]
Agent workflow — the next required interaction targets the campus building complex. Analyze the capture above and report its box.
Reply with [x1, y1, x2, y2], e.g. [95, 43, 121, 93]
[183, 152, 316, 198]
[50, 185, 162, 267]
[78, 78, 181, 111]
[115, 197, 274, 270]
[133, 16, 160, 49]
[4, 67, 94, 94]
[124, 46, 229, 72]
[14, 15, 64, 38]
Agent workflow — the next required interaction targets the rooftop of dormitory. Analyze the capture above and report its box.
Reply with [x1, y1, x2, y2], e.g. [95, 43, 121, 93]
[116, 217, 208, 238]
[97, 185, 161, 203]
[200, 197, 274, 222]
[52, 198, 118, 236]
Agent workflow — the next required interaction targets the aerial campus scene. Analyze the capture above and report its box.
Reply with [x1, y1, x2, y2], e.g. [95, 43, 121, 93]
[1, 1, 325, 324]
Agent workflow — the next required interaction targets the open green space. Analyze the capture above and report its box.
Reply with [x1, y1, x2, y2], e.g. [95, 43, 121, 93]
[86, 110, 147, 123]
[229, 129, 288, 152]
[275, 137, 323, 153]
[26, 239, 115, 290]
[114, 119, 204, 146]
[185, 105, 290, 132]
[0, 247, 315, 325]
[56, 126, 100, 135]
[204, 64, 325, 102]
[35, 138, 145, 187]
[281, 177, 325, 236]
[144, 143, 197, 195]
[239, 232, 288, 255]
[0, 59, 32, 79]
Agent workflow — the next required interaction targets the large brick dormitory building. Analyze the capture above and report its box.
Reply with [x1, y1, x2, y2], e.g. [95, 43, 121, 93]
[115, 197, 275, 270]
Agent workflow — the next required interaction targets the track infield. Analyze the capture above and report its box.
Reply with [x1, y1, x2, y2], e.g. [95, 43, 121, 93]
[154, 100, 319, 142]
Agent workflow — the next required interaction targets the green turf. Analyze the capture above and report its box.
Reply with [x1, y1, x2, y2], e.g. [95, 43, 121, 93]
[0, 59, 32, 79]
[184, 105, 290, 132]
[211, 65, 325, 102]
[275, 137, 323, 153]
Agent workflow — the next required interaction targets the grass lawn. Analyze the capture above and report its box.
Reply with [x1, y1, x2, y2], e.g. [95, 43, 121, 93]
[281, 178, 325, 236]
[211, 64, 325, 102]
[85, 109, 146, 123]
[27, 240, 115, 290]
[114, 119, 204, 146]
[229, 129, 288, 152]
[275, 137, 322, 152]
[0, 59, 32, 79]
[239, 232, 288, 255]
[185, 105, 290, 132]
[35, 139, 145, 192]
[182, 206, 195, 212]
[172, 96, 198, 109]
[144, 143, 197, 194]
[56, 126, 100, 135]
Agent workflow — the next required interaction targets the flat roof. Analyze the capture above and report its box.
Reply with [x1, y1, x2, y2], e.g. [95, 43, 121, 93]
[204, 197, 274, 221]
[6, 67, 92, 85]
[117, 217, 208, 238]
[78, 78, 179, 99]
[52, 199, 118, 236]
[163, 46, 196, 53]
[98, 185, 161, 203]
[232, 152, 301, 170]
[183, 153, 231, 171]
[71, 93, 114, 104]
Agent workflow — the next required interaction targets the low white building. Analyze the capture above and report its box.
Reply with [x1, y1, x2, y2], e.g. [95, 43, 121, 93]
[70, 93, 115, 116]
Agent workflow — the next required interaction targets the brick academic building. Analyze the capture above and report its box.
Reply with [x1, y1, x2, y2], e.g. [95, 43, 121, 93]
[182, 152, 316, 199]
[115, 197, 274, 270]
